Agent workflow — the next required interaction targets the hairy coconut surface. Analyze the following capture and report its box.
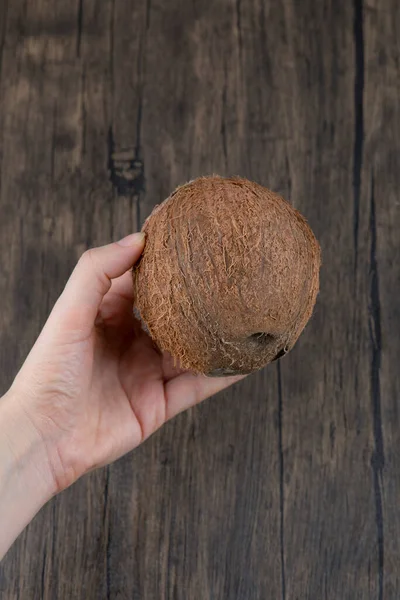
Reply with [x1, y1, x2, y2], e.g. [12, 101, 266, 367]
[133, 176, 321, 376]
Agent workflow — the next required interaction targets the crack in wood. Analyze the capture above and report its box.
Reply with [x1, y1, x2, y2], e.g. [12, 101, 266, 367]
[277, 362, 286, 600]
[235, 0, 243, 62]
[353, 0, 364, 273]
[107, 127, 145, 196]
[368, 170, 384, 600]
[104, 466, 112, 600]
[221, 61, 228, 169]
[76, 0, 84, 58]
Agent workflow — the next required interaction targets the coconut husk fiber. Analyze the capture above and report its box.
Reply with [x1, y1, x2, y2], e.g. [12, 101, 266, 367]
[133, 176, 321, 376]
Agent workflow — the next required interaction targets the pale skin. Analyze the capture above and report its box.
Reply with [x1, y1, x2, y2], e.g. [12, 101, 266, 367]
[0, 232, 243, 560]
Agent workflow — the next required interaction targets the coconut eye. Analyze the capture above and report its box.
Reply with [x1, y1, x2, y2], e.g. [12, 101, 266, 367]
[249, 332, 274, 344]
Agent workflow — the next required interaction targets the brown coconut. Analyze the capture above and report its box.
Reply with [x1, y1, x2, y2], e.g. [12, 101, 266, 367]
[133, 176, 320, 376]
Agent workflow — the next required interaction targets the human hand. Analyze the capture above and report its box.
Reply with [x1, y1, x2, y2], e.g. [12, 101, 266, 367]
[5, 232, 243, 496]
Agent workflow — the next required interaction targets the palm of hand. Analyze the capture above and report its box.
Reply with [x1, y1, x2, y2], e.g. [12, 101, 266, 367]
[14, 268, 236, 493]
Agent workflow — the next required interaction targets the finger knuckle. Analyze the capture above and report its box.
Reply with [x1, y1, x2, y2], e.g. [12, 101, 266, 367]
[80, 248, 94, 265]
[78, 247, 113, 296]
[80, 248, 104, 281]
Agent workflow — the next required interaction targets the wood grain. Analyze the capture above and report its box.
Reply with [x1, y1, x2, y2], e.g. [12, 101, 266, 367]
[0, 0, 399, 598]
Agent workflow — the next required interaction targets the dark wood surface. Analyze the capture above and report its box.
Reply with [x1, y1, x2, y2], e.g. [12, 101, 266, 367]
[0, 0, 399, 598]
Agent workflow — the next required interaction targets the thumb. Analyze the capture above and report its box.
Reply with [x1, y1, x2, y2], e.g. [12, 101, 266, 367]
[53, 232, 145, 324]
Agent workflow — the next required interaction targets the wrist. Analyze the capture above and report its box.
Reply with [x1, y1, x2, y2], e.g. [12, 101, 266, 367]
[0, 391, 56, 558]
[0, 389, 57, 497]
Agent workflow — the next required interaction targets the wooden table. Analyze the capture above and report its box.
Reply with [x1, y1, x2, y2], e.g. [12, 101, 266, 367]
[0, 1, 399, 598]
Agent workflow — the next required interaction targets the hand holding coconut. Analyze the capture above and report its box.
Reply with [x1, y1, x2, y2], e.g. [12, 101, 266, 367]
[0, 175, 320, 560]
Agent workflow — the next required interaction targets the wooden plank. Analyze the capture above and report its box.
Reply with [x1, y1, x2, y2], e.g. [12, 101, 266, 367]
[363, 2, 400, 598]
[0, 2, 115, 599]
[276, 2, 378, 598]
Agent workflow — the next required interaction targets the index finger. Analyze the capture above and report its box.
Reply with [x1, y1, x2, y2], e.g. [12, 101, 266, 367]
[48, 233, 145, 334]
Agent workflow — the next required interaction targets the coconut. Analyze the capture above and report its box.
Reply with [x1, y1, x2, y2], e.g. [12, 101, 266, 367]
[133, 176, 320, 376]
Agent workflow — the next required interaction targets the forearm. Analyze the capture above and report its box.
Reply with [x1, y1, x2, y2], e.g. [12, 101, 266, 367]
[0, 392, 54, 560]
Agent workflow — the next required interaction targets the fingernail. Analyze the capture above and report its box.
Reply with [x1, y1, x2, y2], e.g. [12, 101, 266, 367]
[117, 232, 146, 247]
